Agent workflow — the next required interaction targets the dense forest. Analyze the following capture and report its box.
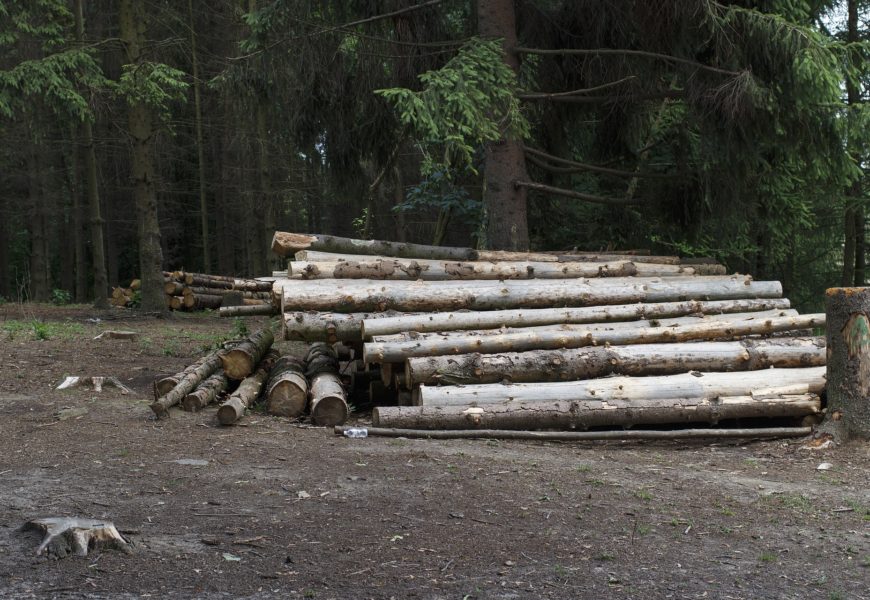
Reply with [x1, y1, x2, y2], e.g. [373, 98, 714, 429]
[0, 0, 867, 311]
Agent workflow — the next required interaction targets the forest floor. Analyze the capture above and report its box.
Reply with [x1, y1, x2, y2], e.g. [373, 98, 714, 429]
[0, 304, 867, 600]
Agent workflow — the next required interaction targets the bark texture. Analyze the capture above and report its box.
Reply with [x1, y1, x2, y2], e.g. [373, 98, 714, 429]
[220, 328, 275, 380]
[150, 349, 227, 417]
[272, 232, 476, 260]
[217, 349, 278, 425]
[182, 370, 228, 412]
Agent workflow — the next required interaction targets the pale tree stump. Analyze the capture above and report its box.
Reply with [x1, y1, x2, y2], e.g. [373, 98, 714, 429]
[820, 287, 870, 442]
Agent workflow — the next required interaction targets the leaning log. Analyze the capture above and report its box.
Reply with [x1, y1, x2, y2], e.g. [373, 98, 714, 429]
[360, 298, 792, 337]
[219, 304, 278, 317]
[417, 366, 827, 407]
[264, 356, 308, 417]
[217, 350, 279, 425]
[275, 276, 782, 313]
[182, 371, 229, 412]
[273, 232, 476, 261]
[373, 394, 821, 429]
[150, 348, 227, 418]
[363, 313, 825, 363]
[406, 337, 827, 385]
[220, 328, 275, 380]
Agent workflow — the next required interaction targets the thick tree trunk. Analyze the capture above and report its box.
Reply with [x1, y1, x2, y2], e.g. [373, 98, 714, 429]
[257, 94, 275, 273]
[150, 349, 227, 417]
[275, 276, 782, 313]
[188, 0, 210, 274]
[119, 0, 166, 313]
[363, 313, 824, 363]
[360, 298, 791, 337]
[264, 356, 308, 417]
[309, 373, 349, 426]
[283, 311, 421, 343]
[272, 232, 477, 261]
[68, 125, 87, 302]
[372, 394, 821, 430]
[217, 349, 278, 425]
[417, 366, 826, 407]
[26, 121, 50, 302]
[220, 328, 274, 380]
[407, 337, 826, 385]
[182, 370, 228, 412]
[820, 287, 870, 441]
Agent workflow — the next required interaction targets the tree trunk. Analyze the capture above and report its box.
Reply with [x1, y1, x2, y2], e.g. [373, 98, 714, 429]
[26, 120, 50, 302]
[264, 356, 308, 417]
[272, 232, 477, 261]
[150, 349, 227, 417]
[363, 313, 824, 363]
[188, 0, 210, 274]
[478, 0, 529, 251]
[219, 304, 277, 317]
[257, 94, 275, 273]
[183, 273, 271, 291]
[309, 373, 349, 426]
[407, 337, 826, 385]
[182, 293, 223, 310]
[119, 0, 166, 313]
[360, 298, 792, 337]
[820, 287, 870, 441]
[68, 125, 87, 302]
[276, 276, 782, 313]
[217, 349, 278, 425]
[417, 366, 826, 407]
[154, 353, 214, 398]
[283, 311, 421, 343]
[182, 370, 228, 412]
[372, 394, 821, 429]
[220, 328, 275, 380]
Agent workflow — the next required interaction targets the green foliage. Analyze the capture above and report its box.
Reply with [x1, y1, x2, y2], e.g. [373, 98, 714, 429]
[129, 290, 142, 308]
[395, 168, 483, 223]
[231, 317, 249, 339]
[31, 320, 50, 340]
[116, 62, 189, 123]
[50, 288, 71, 306]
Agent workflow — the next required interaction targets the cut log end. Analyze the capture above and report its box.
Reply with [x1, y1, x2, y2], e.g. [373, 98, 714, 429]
[310, 396, 349, 426]
[266, 381, 308, 417]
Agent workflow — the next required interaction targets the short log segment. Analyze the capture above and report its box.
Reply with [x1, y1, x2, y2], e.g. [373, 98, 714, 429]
[417, 366, 827, 407]
[364, 313, 825, 363]
[219, 304, 278, 317]
[406, 337, 826, 385]
[275, 276, 782, 313]
[305, 343, 348, 425]
[360, 298, 792, 337]
[220, 328, 275, 380]
[182, 293, 223, 310]
[217, 350, 279, 425]
[373, 394, 821, 430]
[265, 356, 308, 417]
[273, 232, 476, 261]
[284, 311, 421, 343]
[821, 287, 870, 440]
[182, 371, 229, 412]
[150, 348, 227, 418]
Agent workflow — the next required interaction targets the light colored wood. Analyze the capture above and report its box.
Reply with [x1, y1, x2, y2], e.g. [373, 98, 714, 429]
[273, 231, 476, 260]
[406, 337, 826, 385]
[217, 350, 278, 425]
[150, 348, 226, 417]
[220, 328, 275, 380]
[309, 372, 348, 426]
[182, 292, 223, 310]
[283, 311, 421, 343]
[264, 356, 308, 417]
[219, 304, 277, 317]
[360, 298, 792, 337]
[182, 370, 228, 412]
[417, 366, 827, 407]
[364, 313, 825, 363]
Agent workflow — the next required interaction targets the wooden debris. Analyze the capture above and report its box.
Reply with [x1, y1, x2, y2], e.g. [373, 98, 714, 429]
[23, 517, 132, 557]
[217, 349, 279, 425]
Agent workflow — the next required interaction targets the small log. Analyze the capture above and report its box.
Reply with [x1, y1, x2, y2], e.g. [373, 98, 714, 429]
[150, 348, 227, 417]
[360, 298, 792, 337]
[154, 355, 211, 399]
[164, 281, 185, 295]
[182, 293, 223, 310]
[264, 356, 308, 417]
[183, 286, 270, 299]
[309, 372, 348, 426]
[373, 394, 822, 430]
[417, 366, 827, 407]
[335, 425, 813, 441]
[217, 350, 279, 425]
[169, 295, 183, 311]
[273, 231, 477, 260]
[220, 328, 275, 380]
[182, 370, 229, 412]
[283, 311, 421, 343]
[219, 304, 278, 317]
[93, 330, 139, 341]
[406, 337, 827, 385]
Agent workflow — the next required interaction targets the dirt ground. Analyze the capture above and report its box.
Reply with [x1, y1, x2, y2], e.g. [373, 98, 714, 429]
[0, 304, 867, 600]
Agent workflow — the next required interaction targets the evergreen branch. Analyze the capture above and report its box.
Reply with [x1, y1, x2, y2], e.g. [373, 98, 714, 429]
[515, 180, 645, 205]
[523, 147, 679, 180]
[517, 76, 636, 99]
[519, 90, 684, 103]
[514, 47, 742, 77]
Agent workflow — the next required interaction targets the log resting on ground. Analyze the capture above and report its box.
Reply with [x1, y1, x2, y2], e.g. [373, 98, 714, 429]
[220, 328, 275, 380]
[150, 347, 227, 417]
[283, 311, 421, 343]
[273, 232, 476, 261]
[219, 304, 278, 317]
[264, 356, 308, 417]
[217, 349, 279, 425]
[182, 293, 223, 310]
[182, 370, 229, 412]
[309, 372, 348, 426]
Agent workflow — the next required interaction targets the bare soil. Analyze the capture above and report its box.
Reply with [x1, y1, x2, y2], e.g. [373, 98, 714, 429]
[0, 304, 868, 599]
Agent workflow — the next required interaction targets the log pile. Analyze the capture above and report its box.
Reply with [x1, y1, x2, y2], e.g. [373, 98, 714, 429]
[163, 271, 274, 312]
[269, 231, 828, 438]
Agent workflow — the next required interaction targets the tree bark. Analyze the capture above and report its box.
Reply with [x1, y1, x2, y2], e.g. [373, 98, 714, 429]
[309, 373, 349, 426]
[407, 337, 826, 385]
[68, 125, 87, 302]
[417, 366, 826, 407]
[283, 311, 421, 343]
[154, 353, 214, 398]
[275, 276, 782, 313]
[183, 273, 271, 291]
[272, 232, 476, 261]
[119, 0, 166, 313]
[150, 349, 227, 417]
[188, 0, 210, 273]
[219, 304, 277, 317]
[217, 349, 278, 425]
[220, 328, 275, 380]
[363, 313, 824, 363]
[182, 370, 228, 412]
[182, 292, 223, 310]
[26, 119, 50, 302]
[264, 356, 308, 417]
[360, 298, 792, 337]
[374, 393, 821, 429]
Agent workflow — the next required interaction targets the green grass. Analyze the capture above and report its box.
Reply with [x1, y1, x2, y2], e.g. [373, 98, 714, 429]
[759, 552, 777, 563]
[635, 488, 653, 501]
[780, 494, 814, 512]
[2, 319, 86, 341]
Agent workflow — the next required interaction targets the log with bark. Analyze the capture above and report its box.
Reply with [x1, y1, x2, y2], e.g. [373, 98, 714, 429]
[182, 371, 229, 412]
[305, 343, 348, 426]
[363, 313, 825, 363]
[219, 304, 278, 317]
[283, 311, 421, 343]
[406, 337, 826, 385]
[360, 298, 792, 337]
[217, 349, 279, 425]
[275, 276, 782, 313]
[373, 393, 822, 429]
[264, 356, 308, 417]
[183, 273, 272, 292]
[182, 292, 223, 310]
[154, 354, 211, 398]
[182, 286, 270, 299]
[273, 232, 477, 261]
[150, 347, 228, 417]
[416, 366, 827, 407]
[220, 328, 275, 380]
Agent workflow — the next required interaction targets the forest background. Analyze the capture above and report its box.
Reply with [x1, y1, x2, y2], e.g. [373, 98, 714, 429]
[1, 0, 868, 312]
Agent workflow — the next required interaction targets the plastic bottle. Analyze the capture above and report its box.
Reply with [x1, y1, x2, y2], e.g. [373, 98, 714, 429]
[343, 428, 368, 438]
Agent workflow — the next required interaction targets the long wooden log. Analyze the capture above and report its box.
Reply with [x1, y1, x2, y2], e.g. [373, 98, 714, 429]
[182, 371, 229, 412]
[275, 276, 782, 313]
[294, 249, 694, 266]
[182, 273, 273, 292]
[274, 232, 477, 261]
[220, 328, 275, 380]
[283, 311, 422, 343]
[150, 349, 227, 418]
[406, 337, 826, 385]
[217, 350, 279, 425]
[363, 313, 825, 363]
[182, 293, 223, 310]
[309, 373, 348, 426]
[360, 298, 792, 337]
[219, 304, 278, 317]
[154, 355, 210, 398]
[264, 356, 308, 417]
[291, 259, 703, 280]
[336, 425, 813, 441]
[418, 366, 827, 407]
[182, 286, 270, 299]
[373, 394, 821, 429]
[164, 281, 185, 295]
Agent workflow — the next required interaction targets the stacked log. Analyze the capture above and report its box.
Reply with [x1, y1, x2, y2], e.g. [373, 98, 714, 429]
[160, 271, 274, 312]
[269, 231, 827, 437]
